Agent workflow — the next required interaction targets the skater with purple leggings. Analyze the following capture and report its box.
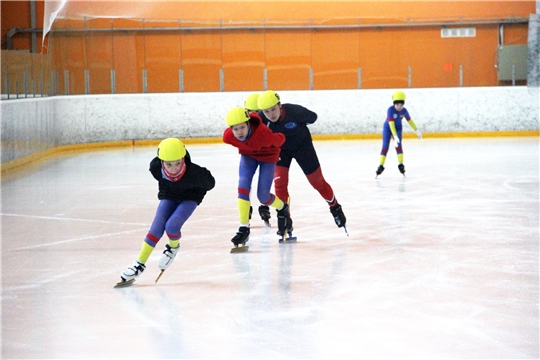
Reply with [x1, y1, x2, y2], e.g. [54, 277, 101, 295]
[116, 138, 215, 287]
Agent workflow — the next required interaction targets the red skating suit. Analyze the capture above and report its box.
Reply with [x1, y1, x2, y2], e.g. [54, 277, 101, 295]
[223, 113, 285, 163]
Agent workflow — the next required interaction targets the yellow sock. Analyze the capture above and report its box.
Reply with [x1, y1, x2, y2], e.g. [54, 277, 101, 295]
[137, 242, 154, 264]
[269, 196, 284, 210]
[169, 239, 180, 248]
[397, 153, 403, 164]
[379, 155, 386, 165]
[238, 198, 251, 225]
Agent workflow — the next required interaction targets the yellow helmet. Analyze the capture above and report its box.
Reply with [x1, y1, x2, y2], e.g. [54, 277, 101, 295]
[392, 91, 406, 102]
[257, 90, 280, 110]
[244, 93, 260, 111]
[226, 106, 250, 127]
[157, 138, 186, 161]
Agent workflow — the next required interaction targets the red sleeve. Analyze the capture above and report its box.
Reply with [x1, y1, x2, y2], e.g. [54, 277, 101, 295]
[223, 128, 234, 145]
[223, 115, 283, 162]
[250, 124, 285, 150]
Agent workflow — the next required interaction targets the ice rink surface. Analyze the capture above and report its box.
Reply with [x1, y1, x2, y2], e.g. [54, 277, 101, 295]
[2, 137, 539, 359]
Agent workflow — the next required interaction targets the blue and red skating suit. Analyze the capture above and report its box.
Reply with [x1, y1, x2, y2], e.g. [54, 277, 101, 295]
[259, 104, 317, 153]
[259, 104, 321, 174]
[223, 113, 285, 163]
[149, 150, 215, 204]
[385, 105, 411, 131]
[381, 105, 411, 153]
[259, 103, 336, 207]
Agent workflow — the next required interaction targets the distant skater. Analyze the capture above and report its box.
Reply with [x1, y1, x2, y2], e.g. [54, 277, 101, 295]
[376, 91, 422, 178]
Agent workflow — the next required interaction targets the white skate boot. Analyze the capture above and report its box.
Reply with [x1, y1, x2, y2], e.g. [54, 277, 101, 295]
[158, 244, 180, 270]
[120, 260, 146, 281]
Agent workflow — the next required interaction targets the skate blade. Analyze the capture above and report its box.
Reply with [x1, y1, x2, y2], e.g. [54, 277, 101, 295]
[114, 279, 135, 288]
[230, 245, 249, 253]
[264, 221, 271, 227]
[278, 236, 297, 244]
[155, 270, 165, 284]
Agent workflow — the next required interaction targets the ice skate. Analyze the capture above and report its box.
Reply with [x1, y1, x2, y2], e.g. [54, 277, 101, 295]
[258, 205, 271, 226]
[115, 260, 146, 288]
[158, 244, 180, 270]
[330, 203, 346, 228]
[375, 165, 385, 178]
[276, 203, 291, 235]
[277, 218, 297, 243]
[398, 163, 406, 177]
[230, 226, 250, 253]
[277, 204, 296, 242]
[330, 203, 349, 236]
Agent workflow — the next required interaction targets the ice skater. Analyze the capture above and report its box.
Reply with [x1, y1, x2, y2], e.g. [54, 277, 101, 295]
[244, 93, 272, 226]
[256, 90, 347, 233]
[223, 106, 292, 249]
[376, 91, 422, 178]
[116, 138, 215, 286]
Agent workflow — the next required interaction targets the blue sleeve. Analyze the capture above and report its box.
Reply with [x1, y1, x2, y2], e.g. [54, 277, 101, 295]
[403, 108, 411, 120]
[286, 104, 317, 124]
[386, 106, 395, 121]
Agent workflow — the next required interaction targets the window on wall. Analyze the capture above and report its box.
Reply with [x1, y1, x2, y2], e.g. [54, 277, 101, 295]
[441, 28, 476, 38]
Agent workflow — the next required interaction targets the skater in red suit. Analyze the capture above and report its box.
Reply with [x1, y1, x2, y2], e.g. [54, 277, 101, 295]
[244, 93, 273, 226]
[223, 106, 291, 244]
[256, 90, 346, 231]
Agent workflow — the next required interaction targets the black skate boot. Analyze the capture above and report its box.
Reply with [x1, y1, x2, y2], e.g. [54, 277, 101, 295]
[258, 205, 271, 225]
[276, 203, 293, 237]
[398, 164, 405, 176]
[277, 218, 296, 243]
[277, 218, 294, 237]
[376, 165, 385, 177]
[231, 226, 250, 246]
[330, 203, 346, 228]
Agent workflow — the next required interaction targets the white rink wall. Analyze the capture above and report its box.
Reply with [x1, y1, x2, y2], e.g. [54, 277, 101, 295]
[1, 87, 539, 164]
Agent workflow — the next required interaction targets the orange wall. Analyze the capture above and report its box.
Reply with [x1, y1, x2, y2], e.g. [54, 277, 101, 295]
[33, 1, 535, 24]
[2, 1, 534, 94]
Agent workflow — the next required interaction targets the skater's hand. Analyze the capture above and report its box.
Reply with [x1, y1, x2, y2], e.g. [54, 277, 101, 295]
[393, 136, 400, 148]
[415, 129, 422, 139]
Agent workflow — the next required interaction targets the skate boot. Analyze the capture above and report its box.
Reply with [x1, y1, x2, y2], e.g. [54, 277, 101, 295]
[249, 206, 253, 220]
[231, 226, 250, 246]
[276, 203, 292, 236]
[330, 203, 346, 228]
[277, 218, 294, 237]
[120, 260, 146, 281]
[158, 244, 180, 270]
[376, 165, 385, 177]
[398, 164, 405, 175]
[258, 205, 271, 223]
